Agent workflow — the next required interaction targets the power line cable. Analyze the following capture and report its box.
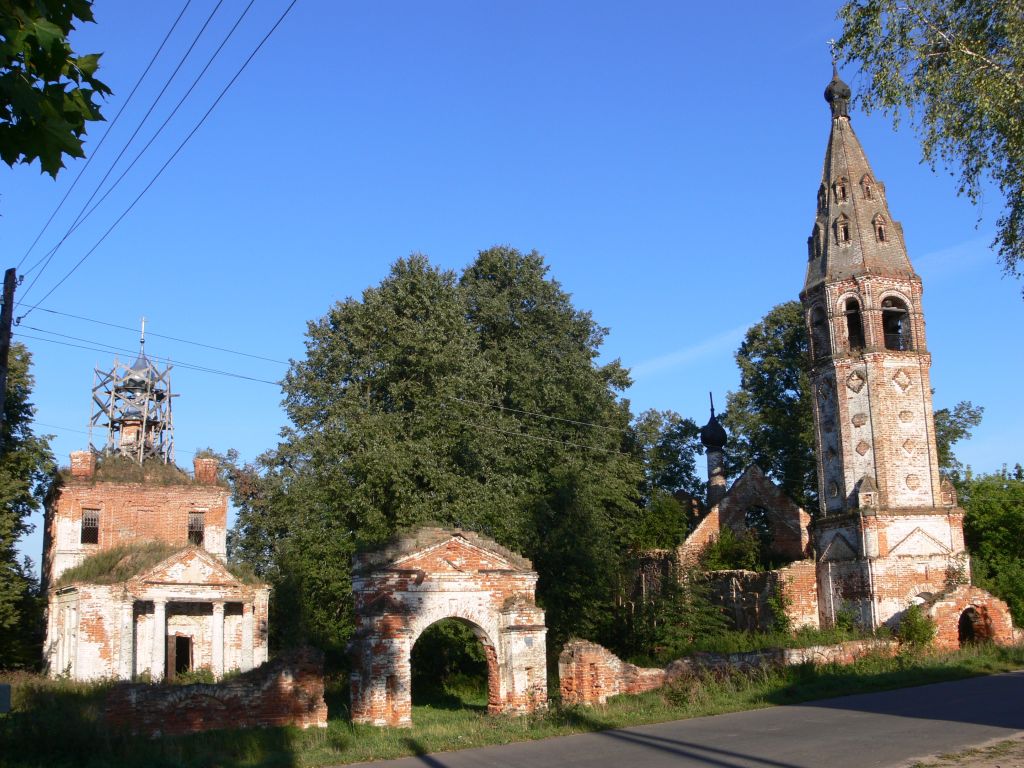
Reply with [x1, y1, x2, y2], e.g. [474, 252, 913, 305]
[25, 306, 288, 364]
[13, 332, 280, 386]
[16, 0, 301, 321]
[21, 0, 259, 293]
[447, 395, 631, 434]
[453, 419, 626, 456]
[16, 1, 194, 271]
[19, 0, 227, 296]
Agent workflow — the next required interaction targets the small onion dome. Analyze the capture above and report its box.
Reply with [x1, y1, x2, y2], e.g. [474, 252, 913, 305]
[700, 411, 727, 450]
[824, 67, 851, 118]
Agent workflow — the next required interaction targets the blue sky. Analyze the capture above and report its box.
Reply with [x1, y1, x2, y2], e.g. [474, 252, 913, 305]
[6, 1, 1023, 566]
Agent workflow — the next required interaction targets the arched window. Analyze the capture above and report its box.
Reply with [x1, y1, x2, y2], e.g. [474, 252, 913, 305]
[844, 298, 865, 351]
[835, 177, 849, 202]
[835, 214, 851, 244]
[861, 175, 874, 199]
[882, 297, 911, 350]
[810, 305, 830, 359]
[873, 215, 887, 242]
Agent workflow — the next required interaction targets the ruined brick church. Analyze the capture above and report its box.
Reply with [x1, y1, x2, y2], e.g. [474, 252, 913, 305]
[675, 68, 1016, 647]
[41, 339, 270, 681]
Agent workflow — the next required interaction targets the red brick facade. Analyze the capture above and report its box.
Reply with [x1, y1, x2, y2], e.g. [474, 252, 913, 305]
[104, 647, 327, 736]
[350, 528, 547, 727]
[926, 585, 1017, 649]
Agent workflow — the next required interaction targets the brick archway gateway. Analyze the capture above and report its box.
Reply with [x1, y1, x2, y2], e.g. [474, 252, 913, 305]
[349, 528, 548, 727]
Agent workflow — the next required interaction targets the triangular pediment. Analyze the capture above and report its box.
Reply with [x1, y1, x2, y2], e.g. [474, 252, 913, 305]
[135, 547, 241, 587]
[394, 536, 517, 574]
[888, 527, 952, 558]
[819, 532, 858, 562]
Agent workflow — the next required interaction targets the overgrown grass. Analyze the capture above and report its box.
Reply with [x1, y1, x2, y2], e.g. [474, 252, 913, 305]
[55, 542, 264, 587]
[2, 644, 1022, 768]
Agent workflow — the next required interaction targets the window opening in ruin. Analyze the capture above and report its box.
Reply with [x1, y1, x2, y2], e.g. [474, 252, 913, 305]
[835, 215, 851, 244]
[957, 607, 992, 646]
[81, 509, 99, 544]
[188, 511, 205, 546]
[836, 178, 848, 202]
[174, 635, 193, 676]
[874, 216, 887, 242]
[817, 184, 827, 212]
[881, 297, 911, 351]
[861, 175, 874, 199]
[844, 299, 865, 350]
[410, 618, 490, 709]
[810, 306, 830, 358]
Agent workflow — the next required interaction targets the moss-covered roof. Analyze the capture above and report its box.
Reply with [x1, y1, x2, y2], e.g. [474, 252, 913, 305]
[55, 454, 226, 487]
[55, 542, 263, 587]
[353, 526, 533, 573]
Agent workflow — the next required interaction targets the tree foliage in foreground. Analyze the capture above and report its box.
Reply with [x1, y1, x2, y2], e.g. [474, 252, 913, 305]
[0, 0, 111, 176]
[0, 343, 54, 668]
[230, 248, 698, 657]
[837, 0, 1024, 290]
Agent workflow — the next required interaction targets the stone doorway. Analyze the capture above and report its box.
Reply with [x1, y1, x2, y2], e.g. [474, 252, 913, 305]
[350, 528, 548, 727]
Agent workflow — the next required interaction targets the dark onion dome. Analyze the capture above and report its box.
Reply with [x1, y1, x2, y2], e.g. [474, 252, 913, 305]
[700, 411, 727, 450]
[824, 65, 851, 118]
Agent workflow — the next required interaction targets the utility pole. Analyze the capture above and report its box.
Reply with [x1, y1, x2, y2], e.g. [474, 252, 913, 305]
[0, 267, 16, 455]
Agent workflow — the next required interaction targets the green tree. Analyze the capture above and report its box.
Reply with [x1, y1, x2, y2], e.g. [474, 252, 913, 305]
[1, 0, 111, 176]
[836, 0, 1024, 288]
[934, 400, 984, 477]
[722, 302, 817, 509]
[231, 248, 643, 655]
[959, 469, 1024, 623]
[0, 343, 54, 668]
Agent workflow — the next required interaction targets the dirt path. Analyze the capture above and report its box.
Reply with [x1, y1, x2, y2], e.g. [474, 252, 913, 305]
[906, 735, 1024, 768]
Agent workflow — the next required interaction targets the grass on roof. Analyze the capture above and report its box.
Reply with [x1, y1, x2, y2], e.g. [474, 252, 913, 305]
[56, 541, 182, 587]
[56, 541, 265, 587]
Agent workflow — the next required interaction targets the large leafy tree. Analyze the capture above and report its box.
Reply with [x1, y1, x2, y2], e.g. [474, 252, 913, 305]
[722, 302, 817, 509]
[723, 301, 981, 509]
[231, 249, 644, 656]
[836, 0, 1024, 289]
[1, 0, 110, 176]
[0, 343, 54, 668]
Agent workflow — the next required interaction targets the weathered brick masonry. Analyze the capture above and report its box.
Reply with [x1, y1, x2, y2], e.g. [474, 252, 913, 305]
[350, 528, 547, 727]
[105, 647, 327, 736]
[559, 638, 896, 707]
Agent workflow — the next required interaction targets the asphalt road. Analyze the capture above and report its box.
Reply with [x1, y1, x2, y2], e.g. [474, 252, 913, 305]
[349, 671, 1024, 768]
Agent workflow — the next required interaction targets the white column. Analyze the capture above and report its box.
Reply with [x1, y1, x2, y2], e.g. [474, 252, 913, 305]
[119, 600, 134, 680]
[151, 598, 166, 681]
[211, 601, 225, 680]
[242, 602, 254, 671]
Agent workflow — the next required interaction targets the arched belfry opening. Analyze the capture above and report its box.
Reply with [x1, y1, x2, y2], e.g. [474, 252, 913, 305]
[350, 528, 548, 727]
[882, 297, 912, 350]
[844, 298, 865, 351]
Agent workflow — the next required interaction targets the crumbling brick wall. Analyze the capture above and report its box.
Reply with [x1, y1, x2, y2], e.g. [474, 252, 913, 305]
[559, 638, 896, 707]
[926, 585, 1017, 649]
[705, 560, 819, 632]
[559, 640, 666, 705]
[104, 647, 327, 736]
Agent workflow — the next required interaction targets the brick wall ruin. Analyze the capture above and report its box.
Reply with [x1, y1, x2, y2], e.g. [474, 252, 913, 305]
[559, 638, 896, 707]
[104, 647, 327, 736]
[926, 585, 1017, 649]
[706, 559, 819, 631]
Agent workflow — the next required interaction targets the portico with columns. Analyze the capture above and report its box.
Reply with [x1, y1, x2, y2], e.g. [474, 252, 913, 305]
[47, 547, 269, 681]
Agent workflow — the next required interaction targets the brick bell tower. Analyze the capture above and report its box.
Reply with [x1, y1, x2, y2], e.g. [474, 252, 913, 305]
[801, 66, 967, 630]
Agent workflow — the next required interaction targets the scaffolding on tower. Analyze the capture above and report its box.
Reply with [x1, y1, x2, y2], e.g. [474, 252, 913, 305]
[88, 319, 175, 464]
